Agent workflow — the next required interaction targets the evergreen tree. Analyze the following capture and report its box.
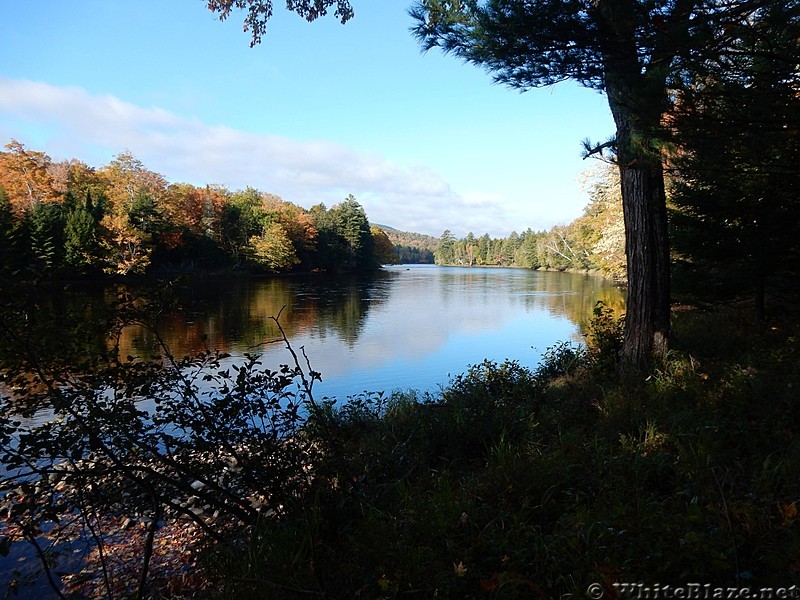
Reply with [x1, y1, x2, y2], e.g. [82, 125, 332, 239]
[64, 207, 98, 273]
[669, 1, 800, 319]
[435, 229, 456, 265]
[0, 185, 19, 274]
[410, 0, 774, 366]
[310, 203, 348, 271]
[332, 195, 375, 270]
[128, 190, 166, 235]
[477, 233, 490, 265]
[30, 202, 66, 273]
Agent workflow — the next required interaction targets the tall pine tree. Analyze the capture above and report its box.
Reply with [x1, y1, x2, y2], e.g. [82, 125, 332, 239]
[669, 1, 800, 320]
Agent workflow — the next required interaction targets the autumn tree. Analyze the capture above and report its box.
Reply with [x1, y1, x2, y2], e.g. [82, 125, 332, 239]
[95, 152, 168, 275]
[0, 140, 59, 216]
[260, 194, 319, 268]
[164, 183, 208, 238]
[371, 225, 399, 265]
[578, 164, 625, 280]
[249, 221, 301, 271]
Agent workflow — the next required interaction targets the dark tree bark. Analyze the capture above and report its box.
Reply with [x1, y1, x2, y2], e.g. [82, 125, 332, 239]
[618, 158, 671, 365]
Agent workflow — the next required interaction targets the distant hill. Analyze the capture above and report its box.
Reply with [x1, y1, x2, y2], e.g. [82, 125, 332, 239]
[375, 226, 437, 264]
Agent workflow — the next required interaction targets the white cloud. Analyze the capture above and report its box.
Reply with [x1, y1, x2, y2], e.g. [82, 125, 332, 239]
[0, 77, 526, 237]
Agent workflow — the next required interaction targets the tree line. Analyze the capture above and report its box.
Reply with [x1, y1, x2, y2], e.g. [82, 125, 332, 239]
[0, 143, 396, 278]
[202, 0, 799, 367]
[382, 227, 437, 264]
[433, 164, 626, 279]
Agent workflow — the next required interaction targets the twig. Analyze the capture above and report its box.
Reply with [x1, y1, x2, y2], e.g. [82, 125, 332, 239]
[22, 528, 68, 600]
[137, 490, 163, 600]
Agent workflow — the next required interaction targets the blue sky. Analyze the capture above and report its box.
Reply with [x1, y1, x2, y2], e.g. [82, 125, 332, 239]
[0, 0, 615, 237]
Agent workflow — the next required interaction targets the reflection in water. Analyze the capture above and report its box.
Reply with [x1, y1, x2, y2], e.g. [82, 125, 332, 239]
[118, 272, 392, 357]
[3, 267, 624, 400]
[116, 266, 624, 398]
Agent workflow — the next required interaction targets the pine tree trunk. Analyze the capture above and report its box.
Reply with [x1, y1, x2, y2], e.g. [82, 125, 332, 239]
[604, 77, 671, 369]
[619, 159, 671, 368]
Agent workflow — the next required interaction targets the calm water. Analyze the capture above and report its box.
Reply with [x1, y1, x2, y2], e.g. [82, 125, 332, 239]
[119, 265, 625, 398]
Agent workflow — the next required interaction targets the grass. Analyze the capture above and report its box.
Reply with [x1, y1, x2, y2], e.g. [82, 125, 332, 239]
[205, 305, 800, 598]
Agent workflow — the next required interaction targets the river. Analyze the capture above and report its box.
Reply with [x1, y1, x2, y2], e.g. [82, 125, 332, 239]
[116, 265, 625, 398]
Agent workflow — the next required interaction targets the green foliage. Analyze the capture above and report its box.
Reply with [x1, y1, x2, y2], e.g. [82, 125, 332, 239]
[0, 185, 27, 275]
[308, 196, 382, 272]
[332, 195, 376, 271]
[534, 340, 588, 381]
[211, 307, 800, 598]
[383, 227, 437, 264]
[63, 207, 98, 272]
[585, 300, 625, 375]
[29, 202, 66, 273]
[434, 229, 456, 265]
[431, 169, 625, 275]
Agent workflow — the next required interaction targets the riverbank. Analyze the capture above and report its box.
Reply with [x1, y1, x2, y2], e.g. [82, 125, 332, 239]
[203, 303, 800, 597]
[434, 262, 627, 283]
[3, 302, 799, 598]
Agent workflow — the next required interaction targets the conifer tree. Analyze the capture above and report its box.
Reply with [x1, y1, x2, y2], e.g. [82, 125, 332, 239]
[669, 1, 800, 320]
[333, 195, 375, 270]
[435, 229, 456, 265]
[64, 207, 98, 273]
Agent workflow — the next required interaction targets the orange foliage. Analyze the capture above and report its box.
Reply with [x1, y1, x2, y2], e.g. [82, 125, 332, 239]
[0, 140, 60, 215]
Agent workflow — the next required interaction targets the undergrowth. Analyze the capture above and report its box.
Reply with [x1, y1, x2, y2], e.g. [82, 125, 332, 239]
[210, 305, 800, 598]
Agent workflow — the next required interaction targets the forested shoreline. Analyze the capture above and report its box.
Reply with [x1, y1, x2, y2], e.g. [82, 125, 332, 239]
[0, 141, 628, 281]
[432, 165, 626, 280]
[0, 143, 397, 279]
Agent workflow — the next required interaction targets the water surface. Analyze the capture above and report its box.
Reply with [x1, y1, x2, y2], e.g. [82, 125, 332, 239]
[120, 265, 625, 398]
